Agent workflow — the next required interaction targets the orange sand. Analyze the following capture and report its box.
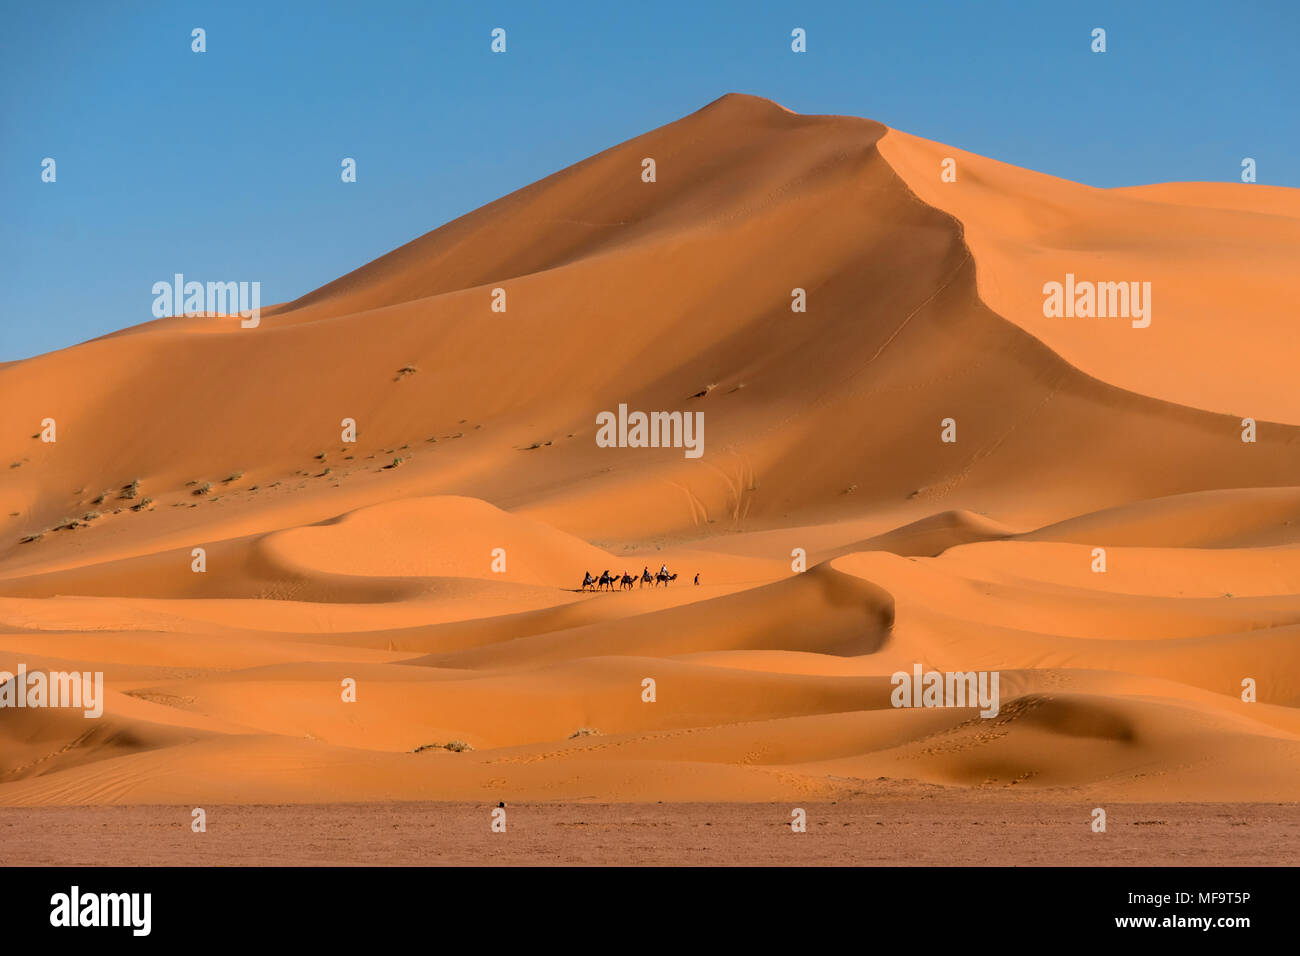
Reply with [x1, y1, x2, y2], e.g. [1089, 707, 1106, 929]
[2, 94, 1298, 809]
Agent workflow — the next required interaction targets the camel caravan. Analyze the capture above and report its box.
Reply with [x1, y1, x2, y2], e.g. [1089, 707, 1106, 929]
[581, 565, 682, 591]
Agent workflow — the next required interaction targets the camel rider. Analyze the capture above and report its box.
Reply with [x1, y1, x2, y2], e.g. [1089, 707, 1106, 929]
[660, 563, 668, 577]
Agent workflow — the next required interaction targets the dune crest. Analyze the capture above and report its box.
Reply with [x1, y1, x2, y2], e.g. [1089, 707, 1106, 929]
[877, 127, 1300, 423]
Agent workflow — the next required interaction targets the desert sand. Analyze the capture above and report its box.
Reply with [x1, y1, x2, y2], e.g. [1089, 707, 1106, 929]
[6, 798, 1297, 866]
[2, 94, 1299, 863]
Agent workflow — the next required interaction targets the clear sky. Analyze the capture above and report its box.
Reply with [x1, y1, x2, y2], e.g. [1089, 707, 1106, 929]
[2, 0, 1296, 360]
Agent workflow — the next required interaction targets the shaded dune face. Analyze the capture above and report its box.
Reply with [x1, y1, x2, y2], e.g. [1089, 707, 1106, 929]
[878, 129, 1300, 425]
[2, 93, 1300, 807]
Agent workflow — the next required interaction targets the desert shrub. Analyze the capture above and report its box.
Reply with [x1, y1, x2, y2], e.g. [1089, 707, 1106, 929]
[414, 741, 474, 753]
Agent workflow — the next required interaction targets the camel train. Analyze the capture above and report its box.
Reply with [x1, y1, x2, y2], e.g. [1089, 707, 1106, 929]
[581, 566, 679, 591]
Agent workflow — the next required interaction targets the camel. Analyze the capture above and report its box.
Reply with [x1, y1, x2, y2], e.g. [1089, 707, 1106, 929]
[639, 567, 653, 588]
[655, 571, 678, 587]
[583, 569, 652, 592]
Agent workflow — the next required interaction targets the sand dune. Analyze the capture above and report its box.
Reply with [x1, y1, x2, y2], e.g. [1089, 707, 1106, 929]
[2, 93, 1298, 816]
[878, 128, 1300, 424]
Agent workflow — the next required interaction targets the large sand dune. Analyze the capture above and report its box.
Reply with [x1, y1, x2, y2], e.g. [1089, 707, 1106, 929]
[3, 93, 1298, 812]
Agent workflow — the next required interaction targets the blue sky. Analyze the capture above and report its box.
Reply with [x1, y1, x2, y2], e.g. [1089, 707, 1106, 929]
[2, 0, 1296, 360]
